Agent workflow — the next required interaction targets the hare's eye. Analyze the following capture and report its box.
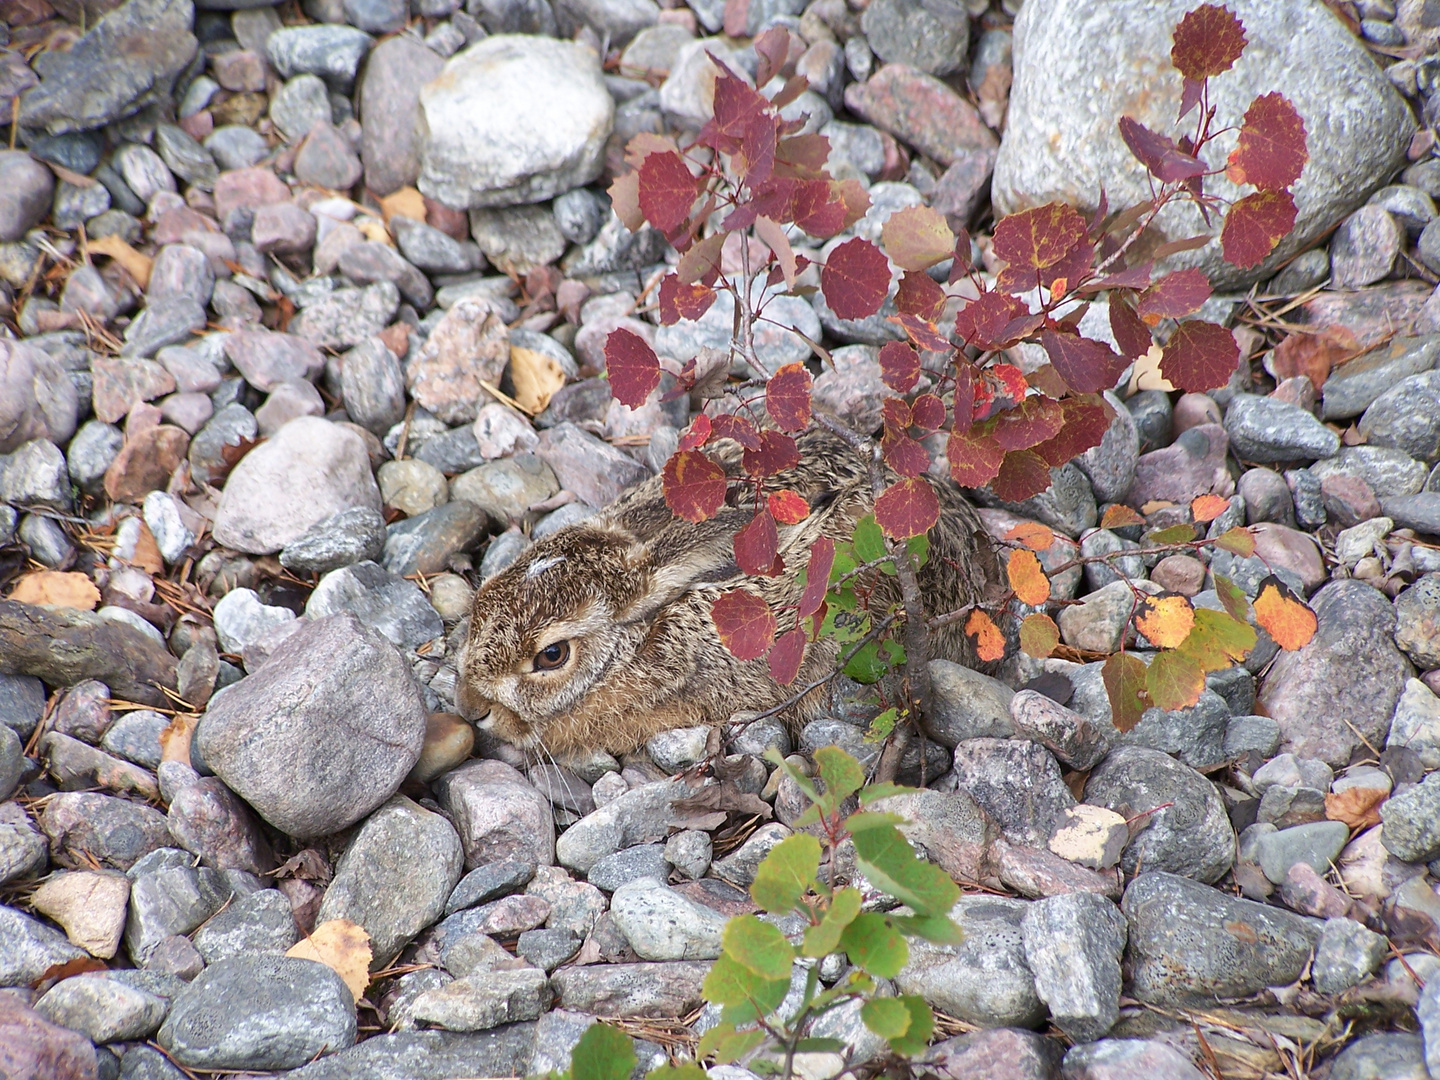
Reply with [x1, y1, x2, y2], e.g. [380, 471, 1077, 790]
[533, 640, 570, 672]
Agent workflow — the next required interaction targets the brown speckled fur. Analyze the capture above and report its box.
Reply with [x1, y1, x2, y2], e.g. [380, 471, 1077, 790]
[457, 429, 1001, 755]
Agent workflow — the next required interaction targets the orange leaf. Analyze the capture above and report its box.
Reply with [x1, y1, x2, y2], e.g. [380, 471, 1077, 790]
[1135, 593, 1196, 650]
[1007, 549, 1051, 607]
[8, 571, 101, 610]
[1190, 494, 1230, 523]
[1100, 504, 1146, 530]
[1253, 575, 1318, 651]
[1004, 521, 1056, 551]
[1019, 612, 1059, 658]
[965, 609, 1006, 662]
[1325, 787, 1386, 830]
[87, 234, 152, 289]
[130, 522, 165, 575]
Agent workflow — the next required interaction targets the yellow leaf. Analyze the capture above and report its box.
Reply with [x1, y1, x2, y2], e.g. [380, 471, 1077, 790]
[1127, 344, 1175, 394]
[130, 521, 164, 575]
[965, 609, 1006, 663]
[1006, 549, 1051, 607]
[379, 186, 427, 224]
[87, 234, 152, 289]
[7, 571, 100, 610]
[286, 919, 373, 1001]
[160, 714, 196, 765]
[1135, 593, 1195, 650]
[508, 344, 567, 415]
[1253, 575, 1318, 651]
[355, 217, 391, 245]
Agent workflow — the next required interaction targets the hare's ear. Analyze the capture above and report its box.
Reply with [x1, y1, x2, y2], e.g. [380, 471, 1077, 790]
[617, 510, 745, 624]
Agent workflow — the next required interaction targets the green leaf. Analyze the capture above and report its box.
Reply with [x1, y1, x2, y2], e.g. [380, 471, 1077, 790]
[863, 707, 898, 744]
[751, 1059, 782, 1075]
[1149, 522, 1198, 544]
[1178, 606, 1257, 672]
[858, 781, 917, 806]
[853, 515, 886, 563]
[764, 749, 821, 805]
[844, 639, 892, 683]
[1212, 572, 1251, 624]
[906, 532, 930, 568]
[723, 915, 795, 981]
[791, 803, 823, 828]
[802, 886, 862, 957]
[749, 832, 821, 914]
[697, 1024, 766, 1064]
[890, 912, 965, 946]
[851, 822, 960, 919]
[888, 996, 934, 1056]
[861, 997, 912, 1039]
[815, 746, 865, 802]
[843, 810, 908, 832]
[569, 1023, 637, 1080]
[703, 954, 791, 1024]
[828, 543, 857, 584]
[840, 912, 909, 978]
[793, 1038, 849, 1053]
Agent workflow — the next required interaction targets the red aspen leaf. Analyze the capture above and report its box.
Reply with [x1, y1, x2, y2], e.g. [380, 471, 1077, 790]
[882, 433, 930, 478]
[605, 328, 662, 407]
[663, 449, 728, 522]
[1136, 269, 1212, 324]
[1089, 262, 1155, 291]
[991, 202, 1089, 291]
[946, 429, 1004, 488]
[910, 394, 946, 432]
[735, 510, 780, 576]
[753, 24, 791, 85]
[992, 450, 1053, 502]
[677, 232, 726, 284]
[955, 290, 1027, 350]
[776, 134, 831, 177]
[768, 489, 810, 524]
[768, 628, 807, 685]
[754, 215, 797, 288]
[1109, 296, 1154, 361]
[1117, 117, 1207, 183]
[679, 413, 712, 451]
[1213, 573, 1251, 624]
[1145, 649, 1206, 712]
[737, 112, 778, 188]
[874, 477, 940, 539]
[712, 64, 768, 140]
[1004, 521, 1055, 551]
[1325, 786, 1387, 830]
[1190, 493, 1230, 523]
[1252, 575, 1318, 651]
[766, 363, 813, 432]
[638, 151, 699, 233]
[952, 361, 975, 434]
[658, 275, 717, 325]
[1031, 398, 1112, 466]
[881, 205, 956, 271]
[770, 73, 809, 111]
[894, 270, 946, 322]
[1039, 330, 1128, 395]
[994, 396, 1065, 452]
[966, 609, 1007, 662]
[792, 179, 849, 238]
[743, 430, 801, 476]
[821, 238, 891, 320]
[1102, 651, 1149, 732]
[609, 170, 644, 232]
[1178, 607, 1256, 671]
[1171, 3, 1247, 79]
[1135, 593, 1196, 649]
[799, 536, 834, 618]
[1101, 504, 1146, 529]
[1214, 525, 1257, 558]
[1220, 189, 1297, 270]
[1019, 612, 1060, 658]
[895, 313, 951, 352]
[1159, 320, 1239, 392]
[880, 396, 911, 434]
[712, 588, 777, 661]
[1151, 234, 1212, 259]
[1007, 548, 1051, 607]
[712, 413, 762, 450]
[1269, 325, 1362, 389]
[1226, 92, 1307, 191]
[1178, 76, 1205, 124]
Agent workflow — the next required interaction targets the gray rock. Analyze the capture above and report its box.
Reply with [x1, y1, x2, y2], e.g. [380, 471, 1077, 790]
[0, 673, 44, 740]
[382, 501, 490, 578]
[195, 613, 428, 838]
[35, 971, 168, 1043]
[212, 586, 296, 657]
[120, 298, 208, 360]
[158, 956, 357, 1070]
[445, 860, 536, 916]
[1061, 1039, 1208, 1079]
[1120, 871, 1319, 1004]
[946, 739, 1075, 849]
[0, 802, 47, 886]
[419, 35, 614, 209]
[972, 462, 1097, 538]
[317, 795, 464, 967]
[409, 968, 551, 1031]
[1254, 820, 1349, 884]
[278, 1027, 538, 1080]
[450, 454, 559, 525]
[434, 759, 556, 869]
[470, 205, 566, 277]
[42, 792, 170, 873]
[1321, 336, 1440, 421]
[925, 1029, 1062, 1080]
[340, 337, 407, 436]
[0, 153, 55, 243]
[192, 888, 299, 963]
[861, 0, 967, 75]
[0, 438, 70, 509]
[1359, 370, 1440, 463]
[549, 961, 708, 1017]
[18, 0, 198, 135]
[1313, 916, 1387, 994]
[1326, 1033, 1428, 1080]
[1077, 391, 1140, 505]
[554, 188, 608, 245]
[339, 242, 432, 309]
[1009, 689, 1112, 771]
[554, 0, 656, 43]
[535, 422, 649, 509]
[710, 823, 792, 888]
[1381, 771, 1440, 862]
[0, 903, 87, 987]
[279, 506, 387, 575]
[1084, 747, 1235, 884]
[928, 658, 1015, 745]
[189, 403, 258, 484]
[993, 0, 1414, 290]
[1331, 205, 1402, 289]
[1385, 492, 1440, 535]
[393, 215, 481, 275]
[266, 24, 373, 87]
[516, 927, 581, 971]
[554, 779, 691, 873]
[1224, 393, 1340, 464]
[1309, 444, 1429, 497]
[664, 830, 712, 880]
[125, 859, 233, 964]
[52, 178, 111, 231]
[306, 561, 444, 651]
[1123, 689, 1230, 769]
[290, 282, 401, 351]
[269, 74, 332, 142]
[895, 896, 1044, 1029]
[359, 35, 445, 196]
[206, 124, 270, 170]
[65, 420, 124, 497]
[608, 880, 726, 960]
[587, 843, 670, 892]
[1019, 892, 1126, 1042]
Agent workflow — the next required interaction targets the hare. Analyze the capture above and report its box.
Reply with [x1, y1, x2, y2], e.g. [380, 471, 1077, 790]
[456, 428, 1001, 756]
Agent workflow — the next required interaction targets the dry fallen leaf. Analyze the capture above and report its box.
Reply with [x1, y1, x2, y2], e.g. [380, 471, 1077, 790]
[8, 571, 101, 610]
[87, 234, 152, 289]
[1127, 344, 1176, 394]
[1325, 786, 1386, 830]
[379, 186, 427, 224]
[508, 344, 567, 415]
[130, 521, 165, 575]
[286, 918, 373, 1002]
[159, 713, 196, 765]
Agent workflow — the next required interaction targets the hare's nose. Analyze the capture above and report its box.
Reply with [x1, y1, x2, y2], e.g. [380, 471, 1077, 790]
[455, 678, 493, 723]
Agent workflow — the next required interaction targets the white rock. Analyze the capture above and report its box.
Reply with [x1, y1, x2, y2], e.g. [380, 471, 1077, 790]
[142, 491, 194, 564]
[1048, 805, 1128, 871]
[608, 880, 726, 960]
[211, 587, 297, 655]
[1387, 678, 1440, 770]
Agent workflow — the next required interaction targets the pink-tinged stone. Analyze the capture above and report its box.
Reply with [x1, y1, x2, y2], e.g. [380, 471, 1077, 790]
[159, 391, 215, 434]
[1251, 522, 1326, 593]
[1172, 392, 1221, 435]
[0, 994, 98, 1080]
[931, 146, 998, 227]
[1296, 280, 1434, 348]
[1279, 862, 1352, 919]
[152, 205, 220, 245]
[179, 110, 214, 141]
[993, 836, 1122, 900]
[1271, 375, 1318, 412]
[224, 329, 326, 391]
[211, 49, 267, 92]
[293, 121, 363, 192]
[168, 775, 277, 875]
[1126, 423, 1234, 509]
[91, 356, 177, 424]
[405, 297, 510, 425]
[213, 166, 291, 221]
[1321, 473, 1382, 528]
[251, 201, 317, 255]
[1150, 554, 1206, 596]
[103, 424, 190, 503]
[255, 379, 325, 436]
[843, 63, 997, 166]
